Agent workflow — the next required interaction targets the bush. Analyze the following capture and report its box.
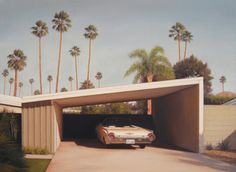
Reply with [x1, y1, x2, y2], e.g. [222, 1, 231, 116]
[24, 147, 49, 155]
[217, 140, 230, 150]
[205, 143, 213, 150]
[0, 136, 27, 172]
[204, 95, 235, 105]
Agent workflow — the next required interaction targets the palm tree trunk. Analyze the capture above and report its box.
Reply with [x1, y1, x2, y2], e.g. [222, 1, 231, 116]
[3, 77, 6, 95]
[70, 81, 72, 91]
[9, 84, 12, 96]
[147, 74, 153, 115]
[39, 38, 43, 94]
[56, 31, 63, 93]
[86, 39, 92, 88]
[178, 33, 181, 62]
[31, 83, 33, 95]
[98, 79, 101, 88]
[14, 69, 18, 96]
[184, 41, 187, 60]
[49, 81, 52, 94]
[75, 56, 79, 90]
[222, 83, 224, 92]
[19, 87, 21, 97]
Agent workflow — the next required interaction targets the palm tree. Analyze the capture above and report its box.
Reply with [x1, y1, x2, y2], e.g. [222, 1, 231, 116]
[31, 20, 48, 94]
[69, 46, 80, 90]
[18, 82, 23, 97]
[68, 76, 73, 91]
[9, 77, 14, 96]
[29, 78, 34, 95]
[7, 49, 27, 96]
[84, 25, 98, 88]
[80, 80, 95, 90]
[169, 22, 186, 62]
[61, 87, 68, 92]
[124, 46, 172, 115]
[182, 30, 193, 60]
[52, 10, 72, 93]
[47, 75, 53, 93]
[95, 72, 102, 88]
[219, 76, 226, 92]
[2, 69, 9, 95]
[34, 89, 40, 95]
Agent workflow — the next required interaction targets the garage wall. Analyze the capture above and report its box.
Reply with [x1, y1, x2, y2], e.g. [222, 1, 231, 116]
[204, 105, 236, 150]
[22, 101, 62, 153]
[153, 85, 200, 152]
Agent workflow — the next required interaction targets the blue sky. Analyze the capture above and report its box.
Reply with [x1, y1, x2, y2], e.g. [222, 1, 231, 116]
[0, 0, 235, 96]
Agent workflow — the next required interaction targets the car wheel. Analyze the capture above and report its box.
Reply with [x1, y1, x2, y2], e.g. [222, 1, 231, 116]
[139, 145, 146, 149]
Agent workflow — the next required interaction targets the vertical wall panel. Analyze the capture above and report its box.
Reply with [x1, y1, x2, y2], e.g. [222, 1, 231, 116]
[28, 107, 35, 147]
[40, 105, 46, 148]
[46, 105, 52, 152]
[34, 106, 40, 147]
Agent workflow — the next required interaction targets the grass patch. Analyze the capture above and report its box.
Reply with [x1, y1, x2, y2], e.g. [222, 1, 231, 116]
[25, 159, 50, 172]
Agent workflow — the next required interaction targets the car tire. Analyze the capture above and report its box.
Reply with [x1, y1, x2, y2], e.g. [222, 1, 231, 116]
[139, 145, 146, 149]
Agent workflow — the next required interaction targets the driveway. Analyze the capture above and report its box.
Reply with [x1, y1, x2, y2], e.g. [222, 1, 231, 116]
[46, 140, 236, 172]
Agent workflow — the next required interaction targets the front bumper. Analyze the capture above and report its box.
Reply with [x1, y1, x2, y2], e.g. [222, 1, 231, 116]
[105, 138, 152, 145]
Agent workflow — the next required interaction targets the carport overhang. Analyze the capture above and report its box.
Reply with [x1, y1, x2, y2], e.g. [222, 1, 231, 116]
[18, 77, 204, 153]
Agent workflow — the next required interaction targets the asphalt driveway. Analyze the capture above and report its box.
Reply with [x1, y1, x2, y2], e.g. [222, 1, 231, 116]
[46, 140, 236, 172]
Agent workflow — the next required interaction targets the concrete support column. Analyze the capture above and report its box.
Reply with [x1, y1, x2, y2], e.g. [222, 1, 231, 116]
[152, 85, 203, 153]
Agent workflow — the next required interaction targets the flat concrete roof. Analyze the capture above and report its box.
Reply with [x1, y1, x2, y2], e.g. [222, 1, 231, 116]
[0, 94, 22, 107]
[21, 77, 203, 108]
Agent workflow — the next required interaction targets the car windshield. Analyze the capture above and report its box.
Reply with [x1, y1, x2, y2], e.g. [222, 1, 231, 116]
[102, 118, 133, 127]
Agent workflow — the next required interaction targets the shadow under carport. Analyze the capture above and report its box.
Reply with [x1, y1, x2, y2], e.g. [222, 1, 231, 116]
[62, 113, 189, 152]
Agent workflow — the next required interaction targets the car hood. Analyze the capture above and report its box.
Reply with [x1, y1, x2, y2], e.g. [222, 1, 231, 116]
[104, 126, 152, 135]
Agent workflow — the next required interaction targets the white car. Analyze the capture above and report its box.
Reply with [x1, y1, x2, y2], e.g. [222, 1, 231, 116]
[95, 118, 156, 148]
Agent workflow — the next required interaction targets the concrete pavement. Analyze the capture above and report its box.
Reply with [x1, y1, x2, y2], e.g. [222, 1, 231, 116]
[46, 140, 236, 172]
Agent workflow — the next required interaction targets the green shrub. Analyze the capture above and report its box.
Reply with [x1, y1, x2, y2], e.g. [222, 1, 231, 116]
[24, 147, 49, 155]
[217, 140, 230, 150]
[205, 143, 213, 150]
[204, 95, 235, 105]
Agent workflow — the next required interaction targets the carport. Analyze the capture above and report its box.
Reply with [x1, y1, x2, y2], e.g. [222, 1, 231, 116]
[21, 77, 204, 153]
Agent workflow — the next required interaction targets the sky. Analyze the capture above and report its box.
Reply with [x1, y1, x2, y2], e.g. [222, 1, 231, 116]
[0, 0, 235, 97]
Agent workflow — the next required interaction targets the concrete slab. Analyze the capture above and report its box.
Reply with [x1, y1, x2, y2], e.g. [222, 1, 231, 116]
[46, 140, 236, 172]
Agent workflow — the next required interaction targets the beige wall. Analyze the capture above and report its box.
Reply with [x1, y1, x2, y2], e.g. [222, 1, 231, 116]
[204, 105, 236, 150]
[22, 101, 63, 153]
[153, 85, 201, 152]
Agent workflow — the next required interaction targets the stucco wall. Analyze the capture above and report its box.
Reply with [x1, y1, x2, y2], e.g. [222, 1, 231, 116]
[153, 85, 200, 152]
[22, 101, 62, 153]
[204, 105, 236, 150]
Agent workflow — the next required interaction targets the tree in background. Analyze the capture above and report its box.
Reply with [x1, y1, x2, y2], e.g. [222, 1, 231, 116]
[7, 49, 27, 96]
[124, 46, 175, 114]
[80, 80, 95, 90]
[29, 78, 34, 95]
[1, 69, 9, 95]
[182, 30, 193, 60]
[69, 46, 80, 90]
[169, 22, 186, 61]
[34, 89, 40, 95]
[173, 55, 213, 96]
[61, 87, 68, 92]
[9, 78, 14, 96]
[52, 11, 72, 93]
[18, 82, 23, 97]
[31, 20, 48, 94]
[219, 76, 226, 92]
[47, 75, 53, 94]
[95, 72, 102, 88]
[68, 76, 73, 91]
[84, 25, 98, 88]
